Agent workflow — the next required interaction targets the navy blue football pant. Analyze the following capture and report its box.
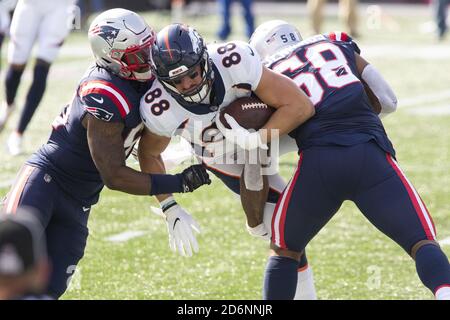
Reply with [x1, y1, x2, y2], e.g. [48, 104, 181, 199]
[272, 140, 438, 256]
[3, 165, 89, 299]
[205, 163, 310, 269]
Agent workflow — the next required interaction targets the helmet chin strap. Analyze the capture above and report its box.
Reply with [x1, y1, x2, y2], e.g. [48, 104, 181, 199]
[186, 83, 211, 103]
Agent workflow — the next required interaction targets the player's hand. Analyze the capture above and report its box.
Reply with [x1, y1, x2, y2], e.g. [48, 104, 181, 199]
[178, 164, 211, 192]
[216, 114, 268, 151]
[246, 222, 270, 241]
[164, 204, 201, 257]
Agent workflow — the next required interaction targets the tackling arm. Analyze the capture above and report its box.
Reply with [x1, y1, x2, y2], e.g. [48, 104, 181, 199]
[86, 114, 152, 195]
[85, 115, 210, 196]
[255, 66, 315, 143]
[137, 127, 172, 202]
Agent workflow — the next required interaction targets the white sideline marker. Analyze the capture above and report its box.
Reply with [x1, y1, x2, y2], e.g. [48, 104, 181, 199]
[106, 230, 147, 243]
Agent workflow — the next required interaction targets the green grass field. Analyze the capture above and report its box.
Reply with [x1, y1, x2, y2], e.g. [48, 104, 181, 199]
[0, 5, 449, 299]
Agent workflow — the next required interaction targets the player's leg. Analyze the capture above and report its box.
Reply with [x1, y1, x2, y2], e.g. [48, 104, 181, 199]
[13, 58, 50, 136]
[353, 142, 450, 299]
[1, 0, 38, 134]
[217, 0, 232, 40]
[264, 151, 343, 299]
[2, 165, 55, 227]
[435, 0, 448, 40]
[205, 161, 317, 299]
[339, 0, 358, 37]
[44, 191, 89, 299]
[0, 8, 11, 72]
[240, 0, 255, 39]
[307, 0, 326, 34]
[1, 164, 58, 298]
[7, 3, 71, 155]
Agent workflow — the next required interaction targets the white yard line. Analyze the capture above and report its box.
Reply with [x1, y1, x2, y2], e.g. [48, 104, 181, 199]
[105, 230, 148, 243]
[440, 237, 450, 246]
[407, 104, 450, 115]
[399, 90, 450, 109]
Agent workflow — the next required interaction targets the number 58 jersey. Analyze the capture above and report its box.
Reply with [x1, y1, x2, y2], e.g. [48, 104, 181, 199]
[265, 32, 395, 157]
[140, 40, 264, 164]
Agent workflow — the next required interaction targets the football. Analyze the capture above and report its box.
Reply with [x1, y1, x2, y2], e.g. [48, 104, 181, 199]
[219, 96, 275, 130]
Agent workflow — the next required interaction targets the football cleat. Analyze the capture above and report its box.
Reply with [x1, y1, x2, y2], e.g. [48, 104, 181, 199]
[0, 101, 15, 134]
[7, 131, 23, 156]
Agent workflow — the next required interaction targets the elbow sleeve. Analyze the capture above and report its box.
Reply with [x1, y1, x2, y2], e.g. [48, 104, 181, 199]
[361, 64, 398, 115]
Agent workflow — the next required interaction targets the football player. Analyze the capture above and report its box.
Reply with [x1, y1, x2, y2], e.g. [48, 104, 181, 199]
[0, 0, 75, 155]
[0, 0, 17, 71]
[223, 20, 449, 299]
[139, 23, 317, 299]
[1, 9, 210, 299]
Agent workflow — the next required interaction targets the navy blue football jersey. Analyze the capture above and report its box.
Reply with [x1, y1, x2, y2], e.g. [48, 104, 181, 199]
[27, 65, 150, 205]
[264, 32, 395, 156]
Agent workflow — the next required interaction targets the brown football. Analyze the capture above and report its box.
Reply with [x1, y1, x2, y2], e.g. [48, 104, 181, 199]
[219, 96, 275, 130]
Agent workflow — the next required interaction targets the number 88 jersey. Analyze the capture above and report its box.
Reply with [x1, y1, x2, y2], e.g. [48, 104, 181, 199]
[140, 40, 263, 164]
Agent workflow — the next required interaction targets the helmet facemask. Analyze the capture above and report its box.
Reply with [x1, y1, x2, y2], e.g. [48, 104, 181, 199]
[110, 39, 154, 81]
[158, 51, 214, 104]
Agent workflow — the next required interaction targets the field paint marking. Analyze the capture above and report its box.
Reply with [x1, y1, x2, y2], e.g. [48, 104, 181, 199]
[106, 230, 148, 243]
[407, 104, 450, 115]
[399, 90, 450, 108]
[440, 237, 450, 246]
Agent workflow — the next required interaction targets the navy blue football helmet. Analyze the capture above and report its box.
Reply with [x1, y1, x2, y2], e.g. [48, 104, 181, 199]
[150, 23, 214, 105]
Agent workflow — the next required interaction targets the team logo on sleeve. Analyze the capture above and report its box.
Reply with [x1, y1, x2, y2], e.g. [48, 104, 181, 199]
[90, 25, 120, 47]
[85, 106, 114, 122]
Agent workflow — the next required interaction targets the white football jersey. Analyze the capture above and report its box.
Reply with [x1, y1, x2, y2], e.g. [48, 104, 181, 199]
[140, 40, 264, 165]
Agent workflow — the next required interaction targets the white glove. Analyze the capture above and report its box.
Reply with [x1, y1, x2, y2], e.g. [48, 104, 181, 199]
[164, 204, 201, 257]
[246, 222, 270, 241]
[216, 113, 268, 151]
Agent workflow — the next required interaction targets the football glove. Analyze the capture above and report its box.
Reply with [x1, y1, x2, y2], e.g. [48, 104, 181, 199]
[164, 204, 201, 257]
[216, 113, 268, 151]
[178, 164, 211, 193]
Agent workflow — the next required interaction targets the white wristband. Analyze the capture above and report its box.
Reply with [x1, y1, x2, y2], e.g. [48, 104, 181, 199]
[246, 222, 269, 237]
[160, 196, 177, 214]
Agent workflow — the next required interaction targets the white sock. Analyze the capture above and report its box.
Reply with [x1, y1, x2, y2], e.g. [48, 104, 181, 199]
[293, 265, 317, 300]
[435, 285, 450, 300]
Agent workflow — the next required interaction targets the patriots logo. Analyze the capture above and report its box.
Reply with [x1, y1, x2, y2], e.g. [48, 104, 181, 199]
[85, 106, 114, 122]
[90, 25, 120, 47]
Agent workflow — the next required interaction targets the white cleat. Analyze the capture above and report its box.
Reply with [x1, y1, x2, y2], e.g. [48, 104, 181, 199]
[7, 131, 23, 156]
[0, 101, 15, 133]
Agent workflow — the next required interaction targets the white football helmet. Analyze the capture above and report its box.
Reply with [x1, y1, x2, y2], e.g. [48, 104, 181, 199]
[249, 20, 302, 61]
[88, 8, 155, 81]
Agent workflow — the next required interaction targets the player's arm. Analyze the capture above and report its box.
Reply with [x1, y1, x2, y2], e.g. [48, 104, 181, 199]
[85, 114, 209, 195]
[255, 66, 315, 143]
[137, 127, 171, 202]
[216, 66, 315, 151]
[355, 53, 398, 117]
